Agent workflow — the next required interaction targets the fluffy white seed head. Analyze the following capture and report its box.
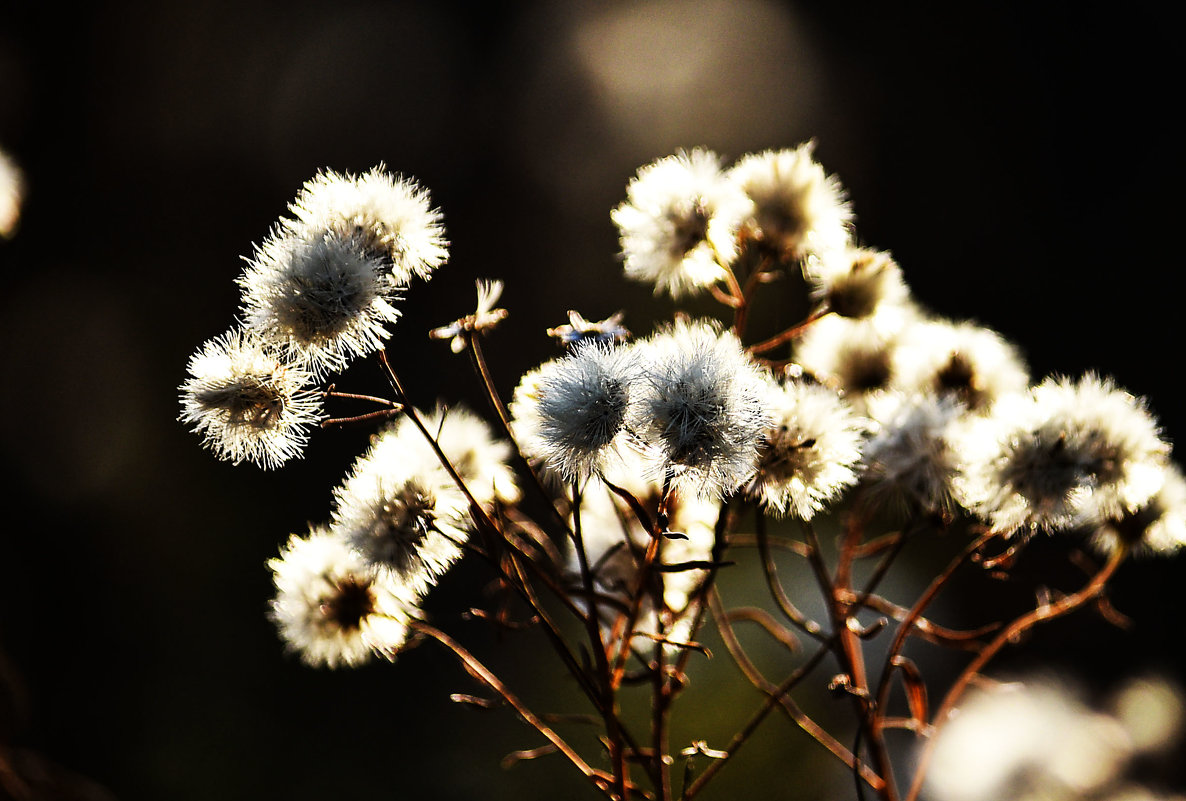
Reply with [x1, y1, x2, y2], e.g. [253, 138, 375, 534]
[728, 142, 853, 262]
[747, 378, 868, 519]
[611, 148, 751, 298]
[179, 328, 323, 469]
[795, 316, 910, 414]
[536, 340, 640, 481]
[387, 405, 520, 510]
[807, 247, 911, 321]
[633, 318, 770, 497]
[1089, 461, 1186, 557]
[860, 392, 966, 517]
[954, 375, 1171, 536]
[927, 679, 1135, 801]
[331, 430, 471, 594]
[893, 319, 1030, 414]
[267, 527, 421, 668]
[284, 165, 448, 284]
[238, 229, 402, 376]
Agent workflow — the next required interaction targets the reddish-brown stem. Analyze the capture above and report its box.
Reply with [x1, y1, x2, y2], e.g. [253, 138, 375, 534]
[835, 589, 997, 650]
[903, 544, 1130, 801]
[610, 471, 673, 688]
[756, 511, 826, 639]
[708, 588, 883, 789]
[709, 283, 742, 309]
[320, 408, 403, 428]
[411, 620, 611, 796]
[322, 389, 398, 406]
[804, 517, 899, 801]
[571, 482, 631, 801]
[746, 306, 832, 355]
[871, 530, 999, 745]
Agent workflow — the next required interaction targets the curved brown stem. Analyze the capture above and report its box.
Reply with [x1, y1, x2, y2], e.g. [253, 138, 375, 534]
[755, 511, 826, 639]
[746, 306, 832, 355]
[412, 620, 613, 796]
[708, 588, 883, 786]
[902, 544, 1130, 801]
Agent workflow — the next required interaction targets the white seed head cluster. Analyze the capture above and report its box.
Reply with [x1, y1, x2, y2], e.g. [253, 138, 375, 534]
[612, 148, 752, 298]
[179, 328, 323, 469]
[331, 424, 472, 594]
[728, 142, 853, 261]
[268, 527, 421, 668]
[238, 229, 402, 376]
[182, 164, 448, 468]
[632, 319, 770, 497]
[283, 165, 448, 284]
[747, 378, 868, 520]
[954, 374, 1171, 536]
[536, 341, 640, 481]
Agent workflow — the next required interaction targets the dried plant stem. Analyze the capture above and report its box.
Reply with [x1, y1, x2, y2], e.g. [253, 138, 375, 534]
[756, 511, 826, 639]
[803, 518, 899, 801]
[903, 544, 1130, 801]
[708, 587, 882, 787]
[571, 482, 631, 801]
[872, 530, 999, 726]
[681, 639, 869, 799]
[412, 620, 615, 797]
[746, 306, 832, 355]
[464, 330, 572, 537]
[376, 351, 494, 533]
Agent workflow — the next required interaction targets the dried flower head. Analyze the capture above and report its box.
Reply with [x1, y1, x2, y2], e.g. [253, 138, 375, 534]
[535, 340, 640, 481]
[728, 142, 852, 262]
[179, 328, 323, 468]
[387, 405, 520, 510]
[331, 429, 471, 594]
[547, 310, 631, 347]
[1089, 462, 1186, 557]
[954, 374, 1171, 536]
[807, 247, 910, 321]
[268, 527, 421, 668]
[795, 316, 909, 412]
[860, 392, 966, 517]
[238, 229, 402, 376]
[894, 319, 1029, 413]
[747, 378, 868, 519]
[633, 318, 769, 496]
[429, 279, 509, 353]
[612, 148, 751, 298]
[284, 165, 448, 284]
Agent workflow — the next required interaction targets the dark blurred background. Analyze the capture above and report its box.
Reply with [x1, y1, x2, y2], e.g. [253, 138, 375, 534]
[2, 2, 1183, 799]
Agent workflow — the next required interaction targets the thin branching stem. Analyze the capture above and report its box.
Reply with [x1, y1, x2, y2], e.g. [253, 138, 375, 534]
[412, 620, 611, 796]
[708, 587, 883, 787]
[902, 544, 1130, 801]
[464, 330, 573, 538]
